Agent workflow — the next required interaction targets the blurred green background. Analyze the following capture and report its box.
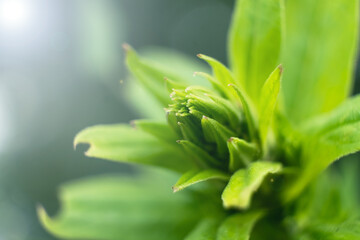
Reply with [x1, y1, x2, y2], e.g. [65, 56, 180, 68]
[0, 0, 235, 239]
[0, 0, 358, 239]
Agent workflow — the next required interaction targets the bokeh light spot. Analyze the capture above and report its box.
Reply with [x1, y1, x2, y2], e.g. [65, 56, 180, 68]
[0, 0, 31, 30]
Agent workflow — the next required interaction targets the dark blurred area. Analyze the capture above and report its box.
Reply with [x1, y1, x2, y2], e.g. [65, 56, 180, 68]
[0, 0, 235, 239]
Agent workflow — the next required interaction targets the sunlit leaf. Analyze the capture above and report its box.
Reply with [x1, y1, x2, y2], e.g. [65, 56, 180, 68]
[132, 120, 178, 143]
[197, 54, 236, 87]
[222, 161, 282, 209]
[74, 124, 193, 172]
[124, 44, 172, 106]
[194, 72, 227, 97]
[125, 79, 165, 120]
[282, 0, 359, 122]
[173, 169, 229, 192]
[228, 0, 283, 101]
[258, 65, 282, 149]
[124, 45, 209, 108]
[165, 77, 187, 94]
[197, 54, 237, 100]
[285, 95, 360, 201]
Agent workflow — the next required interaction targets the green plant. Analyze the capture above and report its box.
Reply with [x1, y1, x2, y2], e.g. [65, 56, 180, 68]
[38, 0, 360, 239]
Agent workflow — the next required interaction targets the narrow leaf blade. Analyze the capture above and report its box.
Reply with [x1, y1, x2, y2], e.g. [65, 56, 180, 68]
[173, 169, 229, 192]
[228, 84, 258, 143]
[197, 54, 237, 100]
[259, 65, 282, 148]
[177, 140, 220, 168]
[201, 116, 236, 159]
[124, 44, 171, 106]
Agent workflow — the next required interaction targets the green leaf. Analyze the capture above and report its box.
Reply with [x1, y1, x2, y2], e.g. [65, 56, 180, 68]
[177, 140, 221, 169]
[285, 95, 360, 201]
[293, 163, 360, 229]
[216, 212, 263, 240]
[38, 169, 204, 240]
[125, 79, 165, 120]
[185, 219, 220, 240]
[197, 54, 236, 86]
[201, 116, 236, 159]
[165, 77, 187, 94]
[299, 222, 360, 240]
[177, 115, 204, 146]
[227, 137, 258, 172]
[172, 169, 229, 192]
[139, 46, 210, 87]
[74, 124, 193, 173]
[228, 0, 283, 101]
[124, 44, 172, 106]
[228, 84, 258, 142]
[124, 46, 209, 120]
[292, 163, 360, 239]
[203, 92, 243, 132]
[282, 0, 359, 122]
[194, 72, 227, 97]
[197, 54, 237, 100]
[258, 65, 282, 149]
[222, 161, 282, 209]
[186, 92, 238, 129]
[132, 120, 178, 143]
[124, 45, 209, 108]
[302, 95, 360, 137]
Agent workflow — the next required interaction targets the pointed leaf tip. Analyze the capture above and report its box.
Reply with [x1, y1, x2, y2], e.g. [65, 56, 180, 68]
[172, 186, 178, 193]
[173, 169, 230, 192]
[258, 65, 282, 150]
[37, 204, 55, 234]
[228, 0, 283, 100]
[122, 43, 132, 52]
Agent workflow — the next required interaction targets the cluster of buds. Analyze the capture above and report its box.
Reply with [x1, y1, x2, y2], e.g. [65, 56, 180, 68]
[166, 83, 259, 173]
